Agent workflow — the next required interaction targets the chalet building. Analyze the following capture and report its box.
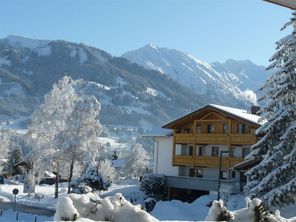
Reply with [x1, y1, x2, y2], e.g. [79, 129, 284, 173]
[148, 104, 263, 201]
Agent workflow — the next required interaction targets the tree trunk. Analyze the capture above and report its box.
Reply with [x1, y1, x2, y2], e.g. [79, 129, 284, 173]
[54, 169, 59, 199]
[68, 158, 75, 194]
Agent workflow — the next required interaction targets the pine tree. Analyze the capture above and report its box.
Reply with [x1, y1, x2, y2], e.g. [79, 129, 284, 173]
[245, 13, 296, 207]
[2, 149, 23, 176]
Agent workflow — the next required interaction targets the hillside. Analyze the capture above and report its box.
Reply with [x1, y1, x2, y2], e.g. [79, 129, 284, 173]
[0, 36, 263, 129]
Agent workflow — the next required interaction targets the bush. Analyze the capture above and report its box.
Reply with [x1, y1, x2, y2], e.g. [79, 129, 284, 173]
[70, 162, 111, 193]
[140, 174, 165, 195]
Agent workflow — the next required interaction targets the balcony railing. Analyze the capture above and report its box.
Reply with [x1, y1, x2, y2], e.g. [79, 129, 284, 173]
[175, 133, 195, 143]
[174, 133, 257, 145]
[173, 155, 194, 166]
[195, 133, 228, 144]
[173, 155, 244, 168]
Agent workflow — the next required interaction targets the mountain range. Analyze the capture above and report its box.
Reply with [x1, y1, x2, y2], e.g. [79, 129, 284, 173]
[122, 44, 270, 105]
[0, 36, 270, 129]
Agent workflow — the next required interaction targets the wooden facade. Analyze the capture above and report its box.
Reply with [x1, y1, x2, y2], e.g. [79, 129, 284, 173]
[163, 105, 261, 170]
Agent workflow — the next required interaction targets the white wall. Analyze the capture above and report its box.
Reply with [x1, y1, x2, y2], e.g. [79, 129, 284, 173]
[154, 136, 179, 176]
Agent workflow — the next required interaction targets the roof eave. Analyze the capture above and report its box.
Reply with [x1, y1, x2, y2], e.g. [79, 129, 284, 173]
[162, 104, 261, 129]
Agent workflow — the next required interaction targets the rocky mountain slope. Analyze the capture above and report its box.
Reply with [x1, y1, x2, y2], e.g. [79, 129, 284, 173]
[0, 36, 265, 129]
[122, 44, 270, 105]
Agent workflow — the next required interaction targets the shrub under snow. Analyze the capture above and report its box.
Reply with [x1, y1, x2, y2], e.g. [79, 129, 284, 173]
[54, 193, 159, 222]
[140, 174, 165, 195]
[205, 197, 296, 222]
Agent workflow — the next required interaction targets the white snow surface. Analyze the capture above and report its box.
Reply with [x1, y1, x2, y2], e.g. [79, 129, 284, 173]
[1, 180, 296, 221]
[122, 44, 260, 105]
[146, 87, 159, 97]
[79, 47, 88, 64]
[0, 209, 52, 222]
[6, 35, 51, 56]
[210, 104, 262, 125]
[0, 56, 11, 66]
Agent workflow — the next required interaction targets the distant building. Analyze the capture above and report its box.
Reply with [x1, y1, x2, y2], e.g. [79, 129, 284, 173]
[147, 104, 263, 201]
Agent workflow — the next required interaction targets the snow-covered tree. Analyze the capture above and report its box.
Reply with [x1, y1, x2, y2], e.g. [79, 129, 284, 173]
[79, 161, 105, 191]
[0, 128, 32, 176]
[72, 159, 116, 192]
[99, 159, 117, 184]
[29, 76, 103, 197]
[246, 13, 296, 207]
[125, 143, 150, 178]
[29, 76, 78, 198]
[0, 128, 15, 159]
[2, 148, 22, 176]
[62, 95, 103, 193]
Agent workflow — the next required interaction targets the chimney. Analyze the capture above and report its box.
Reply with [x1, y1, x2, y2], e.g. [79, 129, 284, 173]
[251, 106, 260, 115]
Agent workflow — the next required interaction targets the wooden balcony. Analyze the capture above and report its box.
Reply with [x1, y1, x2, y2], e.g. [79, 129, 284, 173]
[175, 133, 194, 144]
[195, 133, 228, 144]
[173, 155, 244, 168]
[173, 155, 194, 166]
[174, 133, 257, 145]
[230, 134, 257, 144]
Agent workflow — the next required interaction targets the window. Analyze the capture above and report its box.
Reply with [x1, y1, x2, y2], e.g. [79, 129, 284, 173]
[189, 168, 195, 177]
[221, 170, 228, 179]
[189, 146, 193, 156]
[180, 144, 193, 156]
[230, 147, 234, 157]
[231, 171, 236, 178]
[197, 146, 206, 156]
[190, 168, 203, 177]
[207, 124, 214, 133]
[196, 125, 202, 133]
[238, 123, 246, 134]
[242, 147, 250, 158]
[223, 123, 229, 134]
[195, 168, 203, 178]
[182, 128, 191, 133]
[212, 146, 219, 156]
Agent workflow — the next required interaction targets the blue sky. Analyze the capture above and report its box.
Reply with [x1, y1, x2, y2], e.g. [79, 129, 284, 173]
[0, 0, 292, 65]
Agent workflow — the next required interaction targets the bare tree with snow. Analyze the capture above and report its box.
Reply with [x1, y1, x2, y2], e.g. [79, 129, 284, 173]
[29, 76, 103, 197]
[125, 143, 150, 178]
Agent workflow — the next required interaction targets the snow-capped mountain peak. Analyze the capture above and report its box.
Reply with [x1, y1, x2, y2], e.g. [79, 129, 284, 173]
[122, 45, 270, 106]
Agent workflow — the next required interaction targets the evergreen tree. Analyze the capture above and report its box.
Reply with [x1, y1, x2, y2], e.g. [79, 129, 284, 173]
[245, 13, 296, 207]
[2, 149, 22, 176]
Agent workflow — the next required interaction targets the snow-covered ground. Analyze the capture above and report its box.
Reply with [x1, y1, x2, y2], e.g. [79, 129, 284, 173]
[0, 182, 68, 210]
[1, 179, 296, 221]
[0, 209, 53, 222]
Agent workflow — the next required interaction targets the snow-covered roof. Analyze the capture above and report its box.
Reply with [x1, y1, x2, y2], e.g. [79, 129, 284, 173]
[44, 171, 56, 178]
[232, 157, 262, 171]
[209, 104, 262, 125]
[143, 128, 173, 137]
[162, 104, 264, 128]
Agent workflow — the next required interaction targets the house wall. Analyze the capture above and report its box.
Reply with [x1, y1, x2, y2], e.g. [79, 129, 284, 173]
[154, 136, 179, 176]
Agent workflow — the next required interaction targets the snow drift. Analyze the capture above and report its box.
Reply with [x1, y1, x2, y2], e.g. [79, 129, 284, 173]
[54, 193, 158, 222]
